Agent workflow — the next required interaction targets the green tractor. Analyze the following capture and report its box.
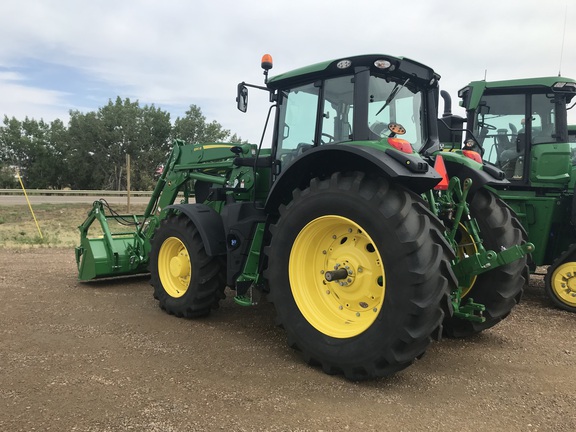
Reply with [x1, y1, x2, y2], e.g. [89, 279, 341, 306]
[439, 76, 576, 312]
[76, 54, 531, 380]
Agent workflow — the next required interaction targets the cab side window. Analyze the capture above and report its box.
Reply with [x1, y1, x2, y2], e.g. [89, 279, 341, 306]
[321, 76, 354, 143]
[277, 82, 320, 156]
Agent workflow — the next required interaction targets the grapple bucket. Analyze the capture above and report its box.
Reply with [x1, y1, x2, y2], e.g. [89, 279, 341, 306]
[75, 201, 149, 281]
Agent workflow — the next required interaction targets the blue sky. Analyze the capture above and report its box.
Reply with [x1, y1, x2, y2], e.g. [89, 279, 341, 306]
[1, 0, 575, 143]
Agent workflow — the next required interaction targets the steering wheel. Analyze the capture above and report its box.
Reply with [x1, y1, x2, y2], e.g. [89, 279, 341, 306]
[321, 132, 335, 144]
[478, 121, 496, 130]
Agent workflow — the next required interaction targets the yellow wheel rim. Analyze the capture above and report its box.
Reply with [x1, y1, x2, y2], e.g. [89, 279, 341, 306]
[158, 236, 191, 298]
[289, 215, 385, 339]
[550, 262, 576, 308]
[456, 223, 478, 298]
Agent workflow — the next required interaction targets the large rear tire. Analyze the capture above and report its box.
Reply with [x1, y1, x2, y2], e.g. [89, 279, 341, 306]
[150, 213, 225, 318]
[443, 188, 527, 337]
[266, 172, 456, 380]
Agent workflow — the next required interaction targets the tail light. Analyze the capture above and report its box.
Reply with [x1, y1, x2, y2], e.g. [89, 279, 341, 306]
[387, 137, 413, 154]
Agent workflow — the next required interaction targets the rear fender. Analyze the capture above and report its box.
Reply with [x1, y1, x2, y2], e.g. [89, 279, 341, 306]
[265, 145, 442, 213]
[441, 153, 509, 193]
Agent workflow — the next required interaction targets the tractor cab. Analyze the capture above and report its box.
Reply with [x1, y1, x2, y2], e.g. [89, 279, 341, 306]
[266, 56, 441, 165]
[458, 78, 576, 187]
[238, 54, 443, 185]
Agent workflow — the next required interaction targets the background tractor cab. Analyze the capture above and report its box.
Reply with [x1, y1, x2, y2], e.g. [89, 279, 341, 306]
[458, 78, 576, 186]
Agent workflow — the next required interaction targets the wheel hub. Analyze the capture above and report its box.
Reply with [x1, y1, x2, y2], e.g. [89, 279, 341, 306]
[551, 262, 576, 307]
[158, 236, 191, 298]
[169, 254, 189, 278]
[560, 273, 576, 294]
[324, 261, 356, 286]
[289, 215, 385, 338]
[556, 271, 576, 296]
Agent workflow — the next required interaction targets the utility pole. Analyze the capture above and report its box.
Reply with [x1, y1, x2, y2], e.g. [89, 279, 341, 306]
[126, 153, 131, 213]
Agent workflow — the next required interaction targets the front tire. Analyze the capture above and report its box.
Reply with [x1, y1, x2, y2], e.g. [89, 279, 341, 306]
[266, 172, 456, 380]
[443, 188, 527, 337]
[150, 213, 225, 318]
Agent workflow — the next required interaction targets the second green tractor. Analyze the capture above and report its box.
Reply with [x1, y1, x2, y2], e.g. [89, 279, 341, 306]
[439, 76, 576, 312]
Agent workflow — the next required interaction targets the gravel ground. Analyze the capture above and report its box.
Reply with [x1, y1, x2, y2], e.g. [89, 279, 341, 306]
[1, 248, 575, 431]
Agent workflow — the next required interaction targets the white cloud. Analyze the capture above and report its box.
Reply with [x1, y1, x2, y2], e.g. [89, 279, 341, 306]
[0, 0, 575, 139]
[0, 72, 71, 122]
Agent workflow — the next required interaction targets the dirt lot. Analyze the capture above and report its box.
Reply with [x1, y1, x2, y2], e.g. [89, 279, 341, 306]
[1, 248, 575, 432]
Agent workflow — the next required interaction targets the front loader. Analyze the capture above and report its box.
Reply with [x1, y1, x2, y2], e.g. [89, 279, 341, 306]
[76, 54, 532, 380]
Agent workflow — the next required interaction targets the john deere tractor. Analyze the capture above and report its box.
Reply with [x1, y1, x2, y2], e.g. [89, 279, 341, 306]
[76, 54, 531, 380]
[439, 76, 576, 312]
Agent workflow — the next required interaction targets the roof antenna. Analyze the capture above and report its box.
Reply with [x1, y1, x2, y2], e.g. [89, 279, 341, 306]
[559, 3, 568, 76]
[484, 69, 487, 81]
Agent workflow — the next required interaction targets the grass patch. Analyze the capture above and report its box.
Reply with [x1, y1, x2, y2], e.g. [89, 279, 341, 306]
[0, 203, 148, 248]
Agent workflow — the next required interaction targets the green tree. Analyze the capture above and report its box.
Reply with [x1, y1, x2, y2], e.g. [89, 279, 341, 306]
[172, 104, 241, 144]
[67, 111, 107, 190]
[0, 116, 67, 188]
[0, 98, 242, 191]
[0, 117, 19, 188]
[68, 97, 172, 190]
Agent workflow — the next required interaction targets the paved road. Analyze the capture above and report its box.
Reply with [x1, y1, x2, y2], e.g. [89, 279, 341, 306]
[0, 194, 152, 205]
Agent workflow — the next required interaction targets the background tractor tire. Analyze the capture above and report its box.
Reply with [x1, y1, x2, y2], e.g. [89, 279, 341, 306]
[443, 188, 527, 337]
[544, 249, 576, 313]
[150, 213, 225, 318]
[266, 172, 456, 380]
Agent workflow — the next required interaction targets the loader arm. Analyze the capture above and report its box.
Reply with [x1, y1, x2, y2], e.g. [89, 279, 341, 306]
[76, 139, 246, 281]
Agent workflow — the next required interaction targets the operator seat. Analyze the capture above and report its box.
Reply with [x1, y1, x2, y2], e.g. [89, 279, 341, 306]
[500, 131, 525, 179]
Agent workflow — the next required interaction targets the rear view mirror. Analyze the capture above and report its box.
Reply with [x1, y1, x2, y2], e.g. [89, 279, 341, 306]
[237, 83, 248, 113]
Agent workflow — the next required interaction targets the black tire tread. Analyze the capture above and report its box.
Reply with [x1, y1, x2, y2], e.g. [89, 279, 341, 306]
[265, 172, 456, 380]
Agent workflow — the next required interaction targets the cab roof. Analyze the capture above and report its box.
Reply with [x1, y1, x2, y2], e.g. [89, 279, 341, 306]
[266, 54, 440, 90]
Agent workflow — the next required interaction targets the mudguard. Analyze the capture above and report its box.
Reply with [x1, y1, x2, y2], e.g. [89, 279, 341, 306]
[442, 157, 509, 193]
[164, 203, 226, 256]
[265, 144, 442, 212]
